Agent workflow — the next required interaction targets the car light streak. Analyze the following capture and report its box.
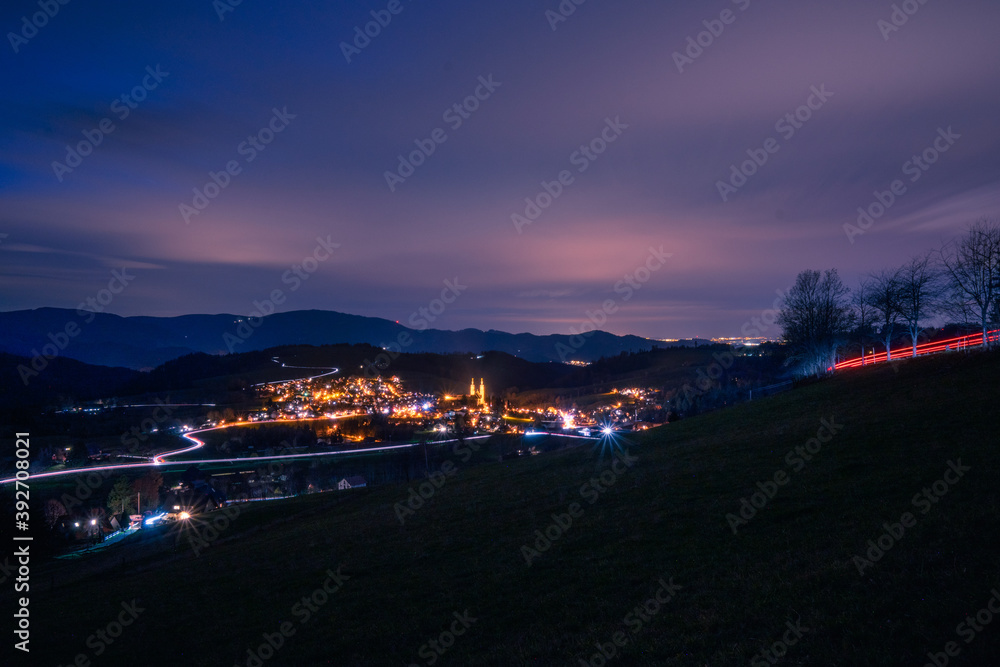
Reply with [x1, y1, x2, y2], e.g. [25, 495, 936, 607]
[834, 329, 999, 371]
[1, 418, 600, 486]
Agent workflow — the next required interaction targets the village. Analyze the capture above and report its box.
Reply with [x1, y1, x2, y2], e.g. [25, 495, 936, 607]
[248, 374, 668, 438]
[30, 372, 668, 555]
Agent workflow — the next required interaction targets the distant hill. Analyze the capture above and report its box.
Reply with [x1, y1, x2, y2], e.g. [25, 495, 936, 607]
[0, 351, 139, 412]
[0, 341, 781, 424]
[47, 343, 739, 400]
[20, 348, 1000, 665]
[114, 345, 582, 398]
[0, 308, 696, 370]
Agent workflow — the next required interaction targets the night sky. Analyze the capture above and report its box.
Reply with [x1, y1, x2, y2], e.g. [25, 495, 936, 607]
[3, 0, 999, 339]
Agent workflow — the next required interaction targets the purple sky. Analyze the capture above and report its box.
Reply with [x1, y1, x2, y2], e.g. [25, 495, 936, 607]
[2, 0, 999, 339]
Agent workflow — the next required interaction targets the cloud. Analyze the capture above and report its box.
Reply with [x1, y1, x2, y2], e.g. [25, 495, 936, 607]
[2, 0, 999, 338]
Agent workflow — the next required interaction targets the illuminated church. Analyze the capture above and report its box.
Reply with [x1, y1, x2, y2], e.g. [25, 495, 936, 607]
[469, 378, 486, 407]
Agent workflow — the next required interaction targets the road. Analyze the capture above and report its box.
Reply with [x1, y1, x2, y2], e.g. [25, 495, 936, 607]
[3, 354, 609, 487]
[1, 413, 362, 485]
[1, 419, 601, 486]
[250, 359, 339, 386]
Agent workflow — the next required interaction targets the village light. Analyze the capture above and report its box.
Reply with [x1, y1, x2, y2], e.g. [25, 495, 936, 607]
[179, 511, 190, 520]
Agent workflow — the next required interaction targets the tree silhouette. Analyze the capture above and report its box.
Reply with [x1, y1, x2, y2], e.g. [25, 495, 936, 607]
[897, 253, 941, 358]
[939, 218, 1000, 347]
[106, 476, 136, 516]
[777, 269, 853, 376]
[867, 268, 903, 361]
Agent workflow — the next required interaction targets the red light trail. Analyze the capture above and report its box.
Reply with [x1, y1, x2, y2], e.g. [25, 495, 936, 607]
[833, 329, 999, 371]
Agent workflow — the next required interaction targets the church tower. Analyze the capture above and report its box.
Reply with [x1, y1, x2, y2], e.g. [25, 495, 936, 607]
[478, 378, 486, 406]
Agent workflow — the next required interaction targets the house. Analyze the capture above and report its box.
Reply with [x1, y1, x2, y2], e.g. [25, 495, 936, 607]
[338, 475, 367, 490]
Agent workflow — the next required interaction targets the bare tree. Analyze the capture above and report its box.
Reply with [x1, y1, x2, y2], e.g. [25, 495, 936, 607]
[939, 218, 1000, 348]
[44, 498, 68, 528]
[897, 253, 941, 358]
[866, 268, 903, 360]
[852, 277, 875, 365]
[778, 269, 854, 376]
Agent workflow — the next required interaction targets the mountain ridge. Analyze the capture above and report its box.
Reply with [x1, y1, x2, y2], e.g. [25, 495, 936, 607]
[0, 307, 699, 370]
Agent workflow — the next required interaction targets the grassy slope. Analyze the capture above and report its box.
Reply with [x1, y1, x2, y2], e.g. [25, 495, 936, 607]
[14, 349, 1000, 666]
